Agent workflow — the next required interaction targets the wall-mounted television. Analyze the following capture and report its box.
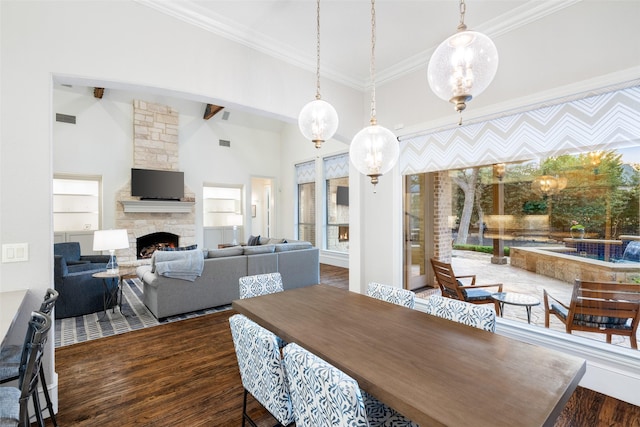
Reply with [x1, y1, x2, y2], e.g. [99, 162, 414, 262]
[131, 168, 184, 201]
[337, 186, 349, 206]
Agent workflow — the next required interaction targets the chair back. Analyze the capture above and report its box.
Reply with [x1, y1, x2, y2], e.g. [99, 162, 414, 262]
[568, 280, 640, 332]
[430, 258, 465, 300]
[239, 272, 284, 299]
[282, 343, 369, 427]
[228, 314, 294, 426]
[16, 311, 51, 425]
[40, 288, 59, 315]
[367, 282, 416, 309]
[425, 295, 496, 332]
[53, 242, 81, 262]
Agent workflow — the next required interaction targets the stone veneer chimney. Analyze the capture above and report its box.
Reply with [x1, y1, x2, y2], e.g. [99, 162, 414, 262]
[115, 100, 196, 265]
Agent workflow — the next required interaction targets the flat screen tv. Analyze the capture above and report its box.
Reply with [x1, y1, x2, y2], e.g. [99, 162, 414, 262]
[131, 168, 184, 200]
[336, 186, 349, 206]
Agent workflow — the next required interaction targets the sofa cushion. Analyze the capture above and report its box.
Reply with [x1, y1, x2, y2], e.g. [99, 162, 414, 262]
[247, 235, 261, 246]
[243, 244, 276, 255]
[208, 246, 244, 258]
[259, 237, 286, 245]
[274, 242, 312, 252]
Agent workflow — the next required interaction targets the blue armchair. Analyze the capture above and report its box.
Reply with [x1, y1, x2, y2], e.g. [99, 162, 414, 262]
[53, 242, 114, 319]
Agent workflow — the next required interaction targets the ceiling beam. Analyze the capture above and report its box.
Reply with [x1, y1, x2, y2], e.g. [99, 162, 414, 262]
[203, 104, 224, 120]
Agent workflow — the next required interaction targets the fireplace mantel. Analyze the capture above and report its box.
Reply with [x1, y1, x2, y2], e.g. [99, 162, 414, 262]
[122, 200, 194, 213]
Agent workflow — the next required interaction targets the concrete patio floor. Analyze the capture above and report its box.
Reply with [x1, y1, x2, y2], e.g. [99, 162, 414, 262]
[426, 249, 638, 350]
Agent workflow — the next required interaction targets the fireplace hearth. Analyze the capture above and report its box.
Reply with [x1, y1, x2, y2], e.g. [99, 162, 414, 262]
[137, 232, 179, 259]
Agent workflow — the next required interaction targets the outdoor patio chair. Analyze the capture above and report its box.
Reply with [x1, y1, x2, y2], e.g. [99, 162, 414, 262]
[228, 314, 294, 427]
[425, 295, 496, 332]
[367, 282, 416, 309]
[282, 342, 418, 427]
[0, 311, 52, 427]
[430, 258, 503, 306]
[544, 279, 640, 349]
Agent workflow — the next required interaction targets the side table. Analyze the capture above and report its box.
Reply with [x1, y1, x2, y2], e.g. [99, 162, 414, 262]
[491, 292, 540, 324]
[92, 267, 136, 321]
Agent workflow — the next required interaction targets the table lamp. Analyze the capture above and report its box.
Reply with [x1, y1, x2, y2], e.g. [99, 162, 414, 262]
[93, 229, 129, 274]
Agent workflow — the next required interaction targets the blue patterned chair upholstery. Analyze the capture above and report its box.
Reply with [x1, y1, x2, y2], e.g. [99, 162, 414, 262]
[0, 311, 51, 427]
[282, 342, 419, 427]
[425, 295, 496, 332]
[239, 272, 284, 299]
[228, 314, 294, 427]
[367, 282, 416, 309]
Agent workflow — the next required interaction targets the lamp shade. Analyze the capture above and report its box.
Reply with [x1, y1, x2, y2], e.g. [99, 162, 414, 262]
[298, 99, 339, 149]
[349, 122, 399, 185]
[427, 30, 499, 112]
[93, 229, 129, 251]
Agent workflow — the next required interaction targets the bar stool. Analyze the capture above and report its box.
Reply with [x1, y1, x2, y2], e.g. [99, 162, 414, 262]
[0, 289, 59, 426]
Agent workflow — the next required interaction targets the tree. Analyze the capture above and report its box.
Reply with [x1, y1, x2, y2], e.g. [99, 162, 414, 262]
[452, 168, 479, 244]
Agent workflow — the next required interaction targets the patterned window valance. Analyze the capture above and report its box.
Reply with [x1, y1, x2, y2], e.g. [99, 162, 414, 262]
[295, 160, 316, 184]
[400, 84, 640, 174]
[323, 153, 349, 180]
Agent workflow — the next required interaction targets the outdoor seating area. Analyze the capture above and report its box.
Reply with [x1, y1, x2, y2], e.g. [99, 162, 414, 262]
[446, 250, 640, 350]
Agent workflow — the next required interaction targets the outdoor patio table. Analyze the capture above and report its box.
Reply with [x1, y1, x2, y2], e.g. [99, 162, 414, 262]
[232, 284, 586, 427]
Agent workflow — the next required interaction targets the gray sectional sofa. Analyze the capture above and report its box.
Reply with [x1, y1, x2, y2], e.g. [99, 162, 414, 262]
[136, 239, 319, 319]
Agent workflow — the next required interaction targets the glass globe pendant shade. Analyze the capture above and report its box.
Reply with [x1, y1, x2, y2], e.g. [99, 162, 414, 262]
[349, 121, 399, 186]
[298, 98, 339, 149]
[427, 30, 498, 113]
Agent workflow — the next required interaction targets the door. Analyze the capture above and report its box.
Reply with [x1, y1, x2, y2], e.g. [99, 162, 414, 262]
[404, 174, 428, 290]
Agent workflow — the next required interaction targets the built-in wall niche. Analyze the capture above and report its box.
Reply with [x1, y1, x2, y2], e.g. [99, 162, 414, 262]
[203, 185, 243, 227]
[53, 176, 101, 232]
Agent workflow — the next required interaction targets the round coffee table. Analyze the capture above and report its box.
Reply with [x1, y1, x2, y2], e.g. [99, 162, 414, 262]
[491, 292, 540, 324]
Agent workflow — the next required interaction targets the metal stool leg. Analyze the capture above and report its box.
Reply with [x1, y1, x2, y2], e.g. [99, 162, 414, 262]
[39, 366, 58, 426]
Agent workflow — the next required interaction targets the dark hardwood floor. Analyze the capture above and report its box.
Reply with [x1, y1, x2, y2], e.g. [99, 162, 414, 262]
[42, 264, 640, 426]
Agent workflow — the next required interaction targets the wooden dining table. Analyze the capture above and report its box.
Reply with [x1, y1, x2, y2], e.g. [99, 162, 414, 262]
[232, 284, 586, 427]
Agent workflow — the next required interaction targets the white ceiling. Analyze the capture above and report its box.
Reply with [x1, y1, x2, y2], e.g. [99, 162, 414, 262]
[137, 0, 574, 90]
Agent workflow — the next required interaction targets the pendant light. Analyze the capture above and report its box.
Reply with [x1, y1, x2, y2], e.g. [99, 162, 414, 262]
[298, 0, 339, 149]
[349, 0, 399, 189]
[427, 0, 499, 125]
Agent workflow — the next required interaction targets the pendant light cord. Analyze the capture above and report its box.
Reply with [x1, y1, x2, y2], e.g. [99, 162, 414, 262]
[315, 0, 322, 100]
[458, 0, 467, 31]
[369, 0, 377, 124]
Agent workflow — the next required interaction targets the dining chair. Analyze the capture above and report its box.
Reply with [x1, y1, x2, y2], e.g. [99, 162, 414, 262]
[367, 282, 416, 309]
[425, 295, 496, 332]
[430, 258, 502, 306]
[0, 311, 52, 427]
[228, 314, 294, 427]
[0, 289, 59, 427]
[239, 272, 284, 299]
[282, 342, 419, 427]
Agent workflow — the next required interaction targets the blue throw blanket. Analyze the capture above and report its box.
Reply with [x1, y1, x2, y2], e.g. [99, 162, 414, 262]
[153, 249, 204, 282]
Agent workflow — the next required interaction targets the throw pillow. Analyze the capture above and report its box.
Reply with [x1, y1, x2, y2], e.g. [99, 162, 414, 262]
[247, 235, 261, 246]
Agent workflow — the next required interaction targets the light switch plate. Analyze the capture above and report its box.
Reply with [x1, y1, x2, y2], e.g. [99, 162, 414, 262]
[2, 243, 29, 262]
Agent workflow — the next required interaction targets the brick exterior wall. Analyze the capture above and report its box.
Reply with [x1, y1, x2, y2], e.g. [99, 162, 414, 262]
[433, 171, 453, 262]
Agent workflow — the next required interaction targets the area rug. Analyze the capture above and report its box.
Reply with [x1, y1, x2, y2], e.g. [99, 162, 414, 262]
[54, 278, 231, 347]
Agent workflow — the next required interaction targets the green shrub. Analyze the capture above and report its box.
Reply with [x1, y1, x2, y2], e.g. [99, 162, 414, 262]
[453, 244, 510, 257]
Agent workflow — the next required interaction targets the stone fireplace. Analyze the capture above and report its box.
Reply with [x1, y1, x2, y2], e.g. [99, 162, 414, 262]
[114, 100, 196, 265]
[137, 232, 180, 259]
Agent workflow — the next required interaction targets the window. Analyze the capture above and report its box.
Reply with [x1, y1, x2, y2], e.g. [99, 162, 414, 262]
[53, 176, 101, 232]
[440, 147, 640, 349]
[296, 161, 316, 246]
[324, 153, 350, 253]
